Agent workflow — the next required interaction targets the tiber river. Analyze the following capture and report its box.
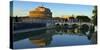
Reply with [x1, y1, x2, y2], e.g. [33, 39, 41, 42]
[13, 25, 97, 49]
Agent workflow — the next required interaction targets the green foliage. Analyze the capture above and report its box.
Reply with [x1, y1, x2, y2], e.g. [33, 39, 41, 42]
[76, 16, 91, 22]
[92, 6, 97, 26]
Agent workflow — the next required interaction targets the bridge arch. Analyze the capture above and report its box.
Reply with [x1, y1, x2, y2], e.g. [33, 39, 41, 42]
[55, 23, 60, 26]
[80, 24, 89, 32]
[64, 23, 69, 26]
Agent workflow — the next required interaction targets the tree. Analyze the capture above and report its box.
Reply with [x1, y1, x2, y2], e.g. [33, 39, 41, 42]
[92, 6, 97, 26]
[15, 16, 18, 22]
[76, 15, 91, 22]
[65, 18, 68, 22]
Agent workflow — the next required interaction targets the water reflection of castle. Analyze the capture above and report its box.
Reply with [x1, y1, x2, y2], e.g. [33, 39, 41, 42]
[29, 29, 54, 47]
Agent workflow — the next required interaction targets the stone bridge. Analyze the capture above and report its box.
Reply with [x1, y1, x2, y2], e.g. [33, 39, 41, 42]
[54, 22, 94, 26]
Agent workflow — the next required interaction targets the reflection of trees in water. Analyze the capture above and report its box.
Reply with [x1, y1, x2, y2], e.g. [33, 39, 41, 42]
[79, 25, 97, 44]
[86, 26, 97, 44]
[87, 26, 94, 40]
[55, 25, 95, 37]
[90, 32, 97, 44]
[80, 24, 89, 35]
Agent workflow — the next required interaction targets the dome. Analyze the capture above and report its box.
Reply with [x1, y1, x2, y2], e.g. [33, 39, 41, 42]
[35, 6, 51, 12]
[29, 6, 52, 18]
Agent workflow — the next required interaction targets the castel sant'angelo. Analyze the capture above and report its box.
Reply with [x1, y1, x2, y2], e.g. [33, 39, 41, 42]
[29, 6, 52, 18]
[17, 6, 53, 22]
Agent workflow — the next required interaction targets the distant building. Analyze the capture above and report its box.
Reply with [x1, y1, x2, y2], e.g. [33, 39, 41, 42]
[62, 15, 79, 22]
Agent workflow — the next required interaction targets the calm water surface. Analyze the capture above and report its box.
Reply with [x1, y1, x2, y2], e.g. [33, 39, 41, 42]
[13, 28, 95, 49]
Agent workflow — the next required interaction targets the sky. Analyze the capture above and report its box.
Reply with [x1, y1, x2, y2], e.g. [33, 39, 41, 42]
[11, 1, 95, 18]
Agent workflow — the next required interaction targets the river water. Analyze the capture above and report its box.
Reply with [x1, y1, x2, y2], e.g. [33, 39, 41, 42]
[13, 27, 96, 49]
